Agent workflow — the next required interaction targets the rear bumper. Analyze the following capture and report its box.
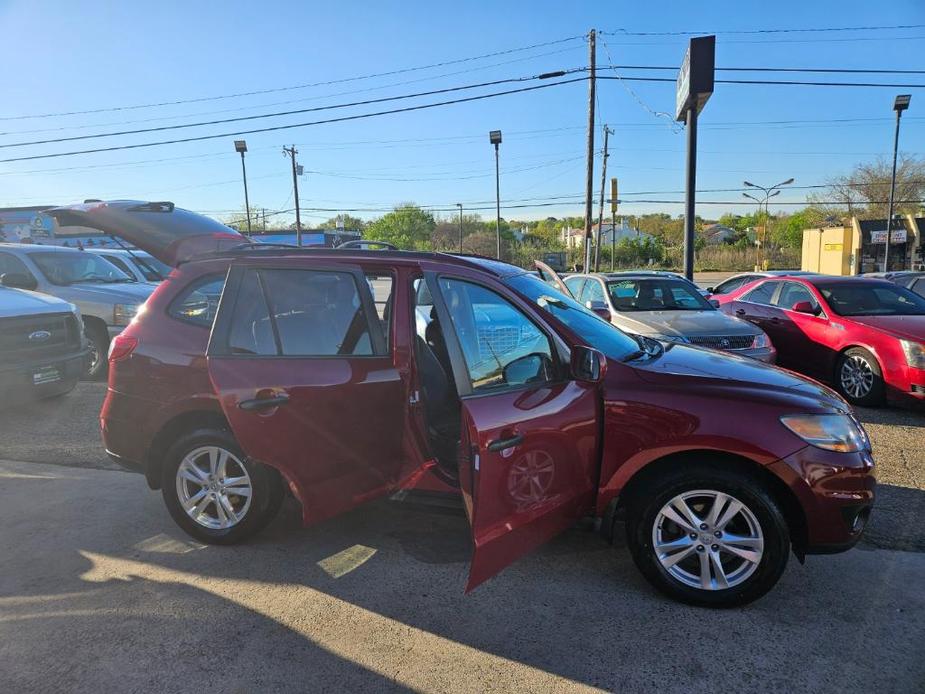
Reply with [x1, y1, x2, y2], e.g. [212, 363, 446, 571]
[100, 388, 159, 475]
[0, 350, 86, 402]
[770, 445, 876, 553]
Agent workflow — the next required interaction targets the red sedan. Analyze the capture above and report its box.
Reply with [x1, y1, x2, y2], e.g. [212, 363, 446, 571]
[718, 275, 925, 407]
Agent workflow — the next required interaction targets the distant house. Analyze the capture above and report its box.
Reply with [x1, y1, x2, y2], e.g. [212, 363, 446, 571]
[560, 226, 586, 249]
[592, 218, 653, 245]
[702, 224, 737, 245]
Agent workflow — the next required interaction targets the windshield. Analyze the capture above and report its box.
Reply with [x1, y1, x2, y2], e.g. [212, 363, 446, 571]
[817, 282, 925, 316]
[30, 251, 134, 286]
[506, 272, 640, 361]
[607, 278, 713, 312]
[130, 253, 171, 281]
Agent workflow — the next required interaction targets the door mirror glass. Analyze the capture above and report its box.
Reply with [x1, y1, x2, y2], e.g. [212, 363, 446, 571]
[0, 272, 38, 291]
[791, 300, 819, 315]
[571, 345, 606, 383]
[502, 353, 552, 386]
[585, 300, 611, 320]
[708, 298, 720, 308]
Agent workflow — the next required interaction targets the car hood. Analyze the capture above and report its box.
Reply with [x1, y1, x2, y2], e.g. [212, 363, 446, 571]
[45, 201, 247, 266]
[849, 315, 925, 342]
[613, 309, 759, 337]
[0, 287, 75, 318]
[626, 343, 846, 411]
[59, 281, 156, 304]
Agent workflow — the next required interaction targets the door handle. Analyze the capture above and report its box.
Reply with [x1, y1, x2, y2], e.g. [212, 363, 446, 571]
[487, 434, 524, 452]
[770, 316, 781, 323]
[238, 393, 290, 411]
[735, 309, 746, 316]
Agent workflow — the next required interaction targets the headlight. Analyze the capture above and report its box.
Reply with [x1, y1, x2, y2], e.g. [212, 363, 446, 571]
[901, 340, 925, 369]
[648, 333, 689, 344]
[780, 414, 869, 453]
[113, 303, 140, 326]
[751, 332, 772, 349]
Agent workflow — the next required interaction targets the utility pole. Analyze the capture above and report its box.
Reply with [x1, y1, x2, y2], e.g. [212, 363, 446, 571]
[283, 145, 302, 246]
[610, 177, 618, 272]
[456, 203, 463, 253]
[582, 29, 596, 273]
[594, 125, 612, 272]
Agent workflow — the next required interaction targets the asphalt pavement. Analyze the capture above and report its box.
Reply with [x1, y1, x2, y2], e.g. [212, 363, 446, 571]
[0, 384, 923, 692]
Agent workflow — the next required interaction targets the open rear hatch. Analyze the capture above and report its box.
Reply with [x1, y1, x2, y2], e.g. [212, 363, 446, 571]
[45, 201, 248, 267]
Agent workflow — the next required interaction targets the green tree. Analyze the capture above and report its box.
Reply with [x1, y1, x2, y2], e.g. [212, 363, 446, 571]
[772, 207, 827, 249]
[364, 204, 436, 250]
[222, 205, 269, 232]
[318, 214, 367, 231]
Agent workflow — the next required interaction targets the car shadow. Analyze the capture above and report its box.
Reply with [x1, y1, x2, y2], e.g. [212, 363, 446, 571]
[2, 464, 924, 692]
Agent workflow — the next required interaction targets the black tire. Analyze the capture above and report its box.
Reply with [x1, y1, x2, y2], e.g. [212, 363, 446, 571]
[83, 323, 109, 381]
[624, 464, 790, 608]
[835, 347, 885, 407]
[161, 428, 284, 545]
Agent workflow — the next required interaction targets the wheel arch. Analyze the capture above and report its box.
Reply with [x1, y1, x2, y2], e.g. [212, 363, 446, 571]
[602, 449, 808, 559]
[144, 409, 231, 489]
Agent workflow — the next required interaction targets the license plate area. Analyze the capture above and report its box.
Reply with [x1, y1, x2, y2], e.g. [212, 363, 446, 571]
[33, 366, 61, 385]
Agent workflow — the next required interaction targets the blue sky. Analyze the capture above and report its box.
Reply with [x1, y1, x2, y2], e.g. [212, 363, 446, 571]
[0, 0, 923, 227]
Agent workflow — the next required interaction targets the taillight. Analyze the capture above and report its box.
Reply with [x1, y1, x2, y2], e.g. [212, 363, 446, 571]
[108, 334, 138, 362]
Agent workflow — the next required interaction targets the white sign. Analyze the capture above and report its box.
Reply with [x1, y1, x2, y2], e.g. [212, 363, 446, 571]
[870, 229, 907, 244]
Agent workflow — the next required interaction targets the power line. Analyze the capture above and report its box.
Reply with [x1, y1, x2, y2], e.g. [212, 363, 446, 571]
[601, 65, 925, 75]
[600, 24, 925, 37]
[0, 70, 583, 150]
[0, 77, 585, 164]
[597, 75, 925, 88]
[0, 35, 585, 122]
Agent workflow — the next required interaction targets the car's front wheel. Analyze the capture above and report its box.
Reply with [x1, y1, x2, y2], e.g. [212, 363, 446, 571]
[836, 347, 885, 407]
[625, 464, 790, 607]
[161, 428, 284, 544]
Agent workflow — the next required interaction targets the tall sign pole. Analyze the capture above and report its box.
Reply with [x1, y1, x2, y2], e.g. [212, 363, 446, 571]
[675, 36, 715, 281]
[594, 125, 612, 272]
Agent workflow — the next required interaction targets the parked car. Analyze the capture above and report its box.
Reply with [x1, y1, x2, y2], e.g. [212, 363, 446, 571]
[0, 243, 157, 379]
[863, 271, 925, 299]
[89, 247, 172, 283]
[0, 284, 87, 401]
[555, 270, 775, 362]
[718, 275, 925, 407]
[49, 200, 875, 608]
[708, 270, 817, 304]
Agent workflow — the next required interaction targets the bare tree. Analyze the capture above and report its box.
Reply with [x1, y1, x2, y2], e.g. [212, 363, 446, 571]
[811, 155, 925, 220]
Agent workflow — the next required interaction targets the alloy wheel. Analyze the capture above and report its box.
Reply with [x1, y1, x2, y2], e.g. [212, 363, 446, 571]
[840, 355, 874, 400]
[175, 446, 253, 530]
[652, 490, 764, 591]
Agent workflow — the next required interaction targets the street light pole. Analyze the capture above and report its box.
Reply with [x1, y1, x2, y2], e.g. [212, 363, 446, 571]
[884, 94, 911, 272]
[234, 140, 251, 235]
[456, 203, 463, 253]
[490, 130, 502, 259]
[743, 178, 793, 270]
[283, 145, 302, 246]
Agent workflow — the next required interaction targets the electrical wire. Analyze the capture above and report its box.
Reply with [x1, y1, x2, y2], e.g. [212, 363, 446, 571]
[600, 24, 925, 37]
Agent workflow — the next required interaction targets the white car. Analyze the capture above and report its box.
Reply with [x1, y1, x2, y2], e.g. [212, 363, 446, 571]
[88, 247, 171, 283]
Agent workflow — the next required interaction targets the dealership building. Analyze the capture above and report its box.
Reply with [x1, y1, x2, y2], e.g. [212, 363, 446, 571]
[801, 215, 925, 275]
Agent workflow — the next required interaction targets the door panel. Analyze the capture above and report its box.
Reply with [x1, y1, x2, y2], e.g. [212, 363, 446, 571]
[461, 382, 600, 591]
[207, 261, 421, 525]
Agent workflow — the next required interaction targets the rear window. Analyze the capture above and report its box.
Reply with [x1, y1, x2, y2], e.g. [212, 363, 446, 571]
[169, 274, 226, 327]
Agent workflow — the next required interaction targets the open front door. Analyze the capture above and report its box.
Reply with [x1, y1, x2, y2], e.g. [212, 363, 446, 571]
[429, 273, 601, 591]
[207, 259, 425, 525]
[534, 259, 573, 297]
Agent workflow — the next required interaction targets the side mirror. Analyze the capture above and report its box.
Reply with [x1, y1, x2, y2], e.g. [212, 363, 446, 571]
[708, 299, 720, 308]
[502, 353, 550, 386]
[585, 300, 612, 321]
[571, 345, 606, 383]
[706, 287, 715, 293]
[791, 300, 820, 315]
[0, 272, 38, 291]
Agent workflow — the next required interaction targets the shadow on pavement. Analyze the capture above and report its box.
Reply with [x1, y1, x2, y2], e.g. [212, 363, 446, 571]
[1, 462, 924, 693]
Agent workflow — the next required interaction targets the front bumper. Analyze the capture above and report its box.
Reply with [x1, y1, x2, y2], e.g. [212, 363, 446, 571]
[770, 445, 875, 553]
[0, 350, 87, 401]
[730, 345, 776, 363]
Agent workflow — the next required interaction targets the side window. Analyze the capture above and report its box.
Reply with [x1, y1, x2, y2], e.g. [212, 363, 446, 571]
[169, 274, 227, 327]
[911, 278, 925, 299]
[438, 278, 554, 392]
[742, 281, 780, 306]
[564, 276, 586, 299]
[228, 270, 275, 355]
[776, 282, 818, 311]
[713, 276, 750, 295]
[0, 252, 33, 278]
[102, 255, 133, 277]
[365, 272, 393, 348]
[580, 280, 605, 304]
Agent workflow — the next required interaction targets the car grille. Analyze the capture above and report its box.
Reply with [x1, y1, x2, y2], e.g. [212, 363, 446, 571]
[688, 334, 755, 351]
[0, 312, 81, 363]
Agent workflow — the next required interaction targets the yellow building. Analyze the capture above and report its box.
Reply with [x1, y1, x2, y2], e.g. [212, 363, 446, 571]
[802, 215, 924, 275]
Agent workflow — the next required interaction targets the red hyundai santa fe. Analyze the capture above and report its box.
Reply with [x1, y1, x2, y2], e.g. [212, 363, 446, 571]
[717, 274, 925, 407]
[48, 201, 876, 608]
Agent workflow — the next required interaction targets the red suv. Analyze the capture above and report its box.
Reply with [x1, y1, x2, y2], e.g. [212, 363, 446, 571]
[50, 201, 876, 608]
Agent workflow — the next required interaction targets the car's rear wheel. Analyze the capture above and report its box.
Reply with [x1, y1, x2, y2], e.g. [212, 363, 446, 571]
[625, 464, 790, 607]
[836, 347, 884, 407]
[83, 323, 109, 381]
[161, 428, 284, 544]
